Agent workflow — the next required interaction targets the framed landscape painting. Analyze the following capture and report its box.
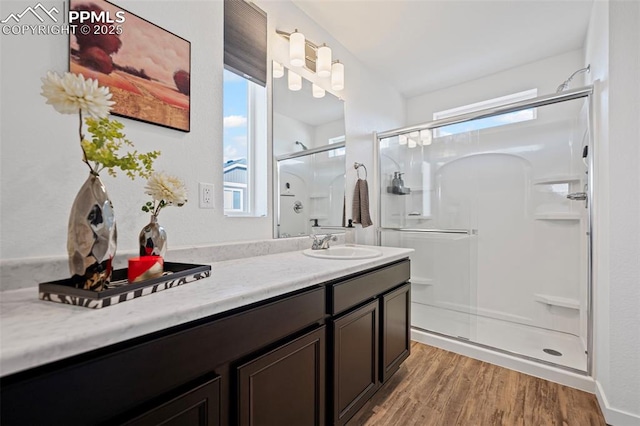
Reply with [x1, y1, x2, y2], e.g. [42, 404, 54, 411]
[69, 0, 191, 132]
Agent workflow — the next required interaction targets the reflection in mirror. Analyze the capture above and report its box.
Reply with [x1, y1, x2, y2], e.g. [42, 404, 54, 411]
[277, 146, 346, 237]
[273, 64, 346, 238]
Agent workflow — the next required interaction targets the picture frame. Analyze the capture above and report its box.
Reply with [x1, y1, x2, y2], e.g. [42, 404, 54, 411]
[69, 0, 191, 132]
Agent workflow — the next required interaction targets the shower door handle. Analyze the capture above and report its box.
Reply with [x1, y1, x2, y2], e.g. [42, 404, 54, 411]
[567, 192, 587, 201]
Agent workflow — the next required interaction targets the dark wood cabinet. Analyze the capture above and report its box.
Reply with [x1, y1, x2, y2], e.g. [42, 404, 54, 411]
[330, 260, 411, 425]
[1, 258, 411, 426]
[332, 300, 380, 426]
[381, 283, 411, 382]
[237, 326, 325, 426]
[0, 288, 325, 426]
[122, 376, 221, 426]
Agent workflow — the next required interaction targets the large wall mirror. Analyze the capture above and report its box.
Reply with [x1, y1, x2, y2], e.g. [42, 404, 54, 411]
[273, 64, 346, 238]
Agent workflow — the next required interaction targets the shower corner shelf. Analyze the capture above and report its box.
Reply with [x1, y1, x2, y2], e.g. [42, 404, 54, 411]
[533, 174, 583, 185]
[410, 276, 433, 286]
[534, 212, 581, 221]
[534, 294, 580, 310]
[406, 214, 432, 220]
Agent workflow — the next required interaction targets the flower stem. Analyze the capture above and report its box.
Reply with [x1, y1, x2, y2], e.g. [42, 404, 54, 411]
[78, 110, 97, 175]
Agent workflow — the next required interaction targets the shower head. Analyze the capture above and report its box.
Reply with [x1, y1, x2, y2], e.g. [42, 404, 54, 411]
[556, 65, 591, 93]
[295, 141, 308, 150]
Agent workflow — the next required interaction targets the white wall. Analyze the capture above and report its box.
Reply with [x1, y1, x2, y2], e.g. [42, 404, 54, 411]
[0, 0, 274, 261]
[273, 112, 313, 156]
[406, 49, 585, 126]
[314, 118, 344, 148]
[586, 0, 640, 424]
[256, 0, 405, 244]
[0, 0, 405, 263]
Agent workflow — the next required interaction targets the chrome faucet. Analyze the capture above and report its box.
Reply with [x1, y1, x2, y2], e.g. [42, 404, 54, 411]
[310, 233, 337, 250]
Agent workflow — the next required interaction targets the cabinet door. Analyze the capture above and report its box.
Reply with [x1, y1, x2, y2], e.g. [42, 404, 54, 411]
[237, 326, 326, 426]
[122, 376, 220, 426]
[332, 299, 379, 426]
[381, 283, 411, 382]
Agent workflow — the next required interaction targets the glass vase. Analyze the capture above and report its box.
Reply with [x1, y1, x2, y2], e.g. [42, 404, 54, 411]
[68, 173, 117, 291]
[139, 214, 167, 258]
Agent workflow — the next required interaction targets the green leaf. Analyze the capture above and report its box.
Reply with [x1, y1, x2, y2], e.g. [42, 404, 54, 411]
[82, 117, 161, 180]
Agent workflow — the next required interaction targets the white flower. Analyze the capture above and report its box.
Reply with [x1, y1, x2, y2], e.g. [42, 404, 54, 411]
[40, 71, 114, 118]
[145, 172, 188, 207]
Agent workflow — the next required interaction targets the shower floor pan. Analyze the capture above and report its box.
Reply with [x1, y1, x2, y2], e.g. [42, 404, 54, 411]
[411, 302, 587, 372]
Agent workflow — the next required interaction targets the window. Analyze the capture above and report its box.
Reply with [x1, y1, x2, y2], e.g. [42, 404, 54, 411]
[224, 187, 244, 212]
[433, 89, 538, 137]
[223, 0, 267, 216]
[327, 135, 346, 157]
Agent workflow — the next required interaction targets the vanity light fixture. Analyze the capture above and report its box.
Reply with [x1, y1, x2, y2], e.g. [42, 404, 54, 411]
[277, 29, 345, 92]
[288, 70, 302, 91]
[317, 44, 332, 78]
[420, 129, 433, 146]
[273, 61, 284, 78]
[312, 83, 325, 98]
[289, 29, 306, 67]
[331, 60, 344, 91]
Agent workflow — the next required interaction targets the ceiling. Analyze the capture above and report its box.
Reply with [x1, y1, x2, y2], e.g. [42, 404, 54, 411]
[292, 0, 594, 98]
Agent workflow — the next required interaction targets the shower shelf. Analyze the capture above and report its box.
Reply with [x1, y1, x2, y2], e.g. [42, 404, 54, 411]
[410, 277, 433, 286]
[534, 294, 580, 310]
[406, 215, 432, 220]
[534, 212, 581, 221]
[533, 175, 583, 185]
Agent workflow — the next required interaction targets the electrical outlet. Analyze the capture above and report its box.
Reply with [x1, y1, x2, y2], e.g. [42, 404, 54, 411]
[199, 183, 214, 209]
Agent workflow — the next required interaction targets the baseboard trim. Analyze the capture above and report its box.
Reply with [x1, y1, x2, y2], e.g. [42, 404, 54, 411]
[595, 380, 640, 426]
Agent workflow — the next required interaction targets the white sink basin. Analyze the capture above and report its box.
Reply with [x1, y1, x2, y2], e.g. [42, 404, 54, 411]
[303, 246, 383, 260]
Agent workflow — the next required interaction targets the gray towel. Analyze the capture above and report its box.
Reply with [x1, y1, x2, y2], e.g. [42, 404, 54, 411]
[352, 178, 373, 228]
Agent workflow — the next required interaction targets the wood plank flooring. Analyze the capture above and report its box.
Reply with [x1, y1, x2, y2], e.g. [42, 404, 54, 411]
[347, 342, 606, 426]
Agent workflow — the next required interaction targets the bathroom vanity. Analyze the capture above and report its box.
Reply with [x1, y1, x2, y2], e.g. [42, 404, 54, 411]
[0, 246, 412, 425]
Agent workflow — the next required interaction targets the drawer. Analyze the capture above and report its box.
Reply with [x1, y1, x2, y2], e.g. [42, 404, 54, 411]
[329, 259, 410, 315]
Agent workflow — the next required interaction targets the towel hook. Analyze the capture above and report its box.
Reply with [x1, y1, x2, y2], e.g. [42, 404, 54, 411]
[354, 162, 368, 180]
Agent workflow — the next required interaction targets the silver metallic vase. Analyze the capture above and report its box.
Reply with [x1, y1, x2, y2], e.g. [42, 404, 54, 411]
[68, 173, 117, 291]
[139, 214, 167, 257]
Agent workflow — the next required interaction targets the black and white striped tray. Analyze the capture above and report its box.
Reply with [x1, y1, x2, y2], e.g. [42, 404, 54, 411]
[39, 262, 211, 309]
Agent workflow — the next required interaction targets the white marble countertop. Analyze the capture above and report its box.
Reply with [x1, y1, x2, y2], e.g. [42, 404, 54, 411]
[0, 245, 413, 377]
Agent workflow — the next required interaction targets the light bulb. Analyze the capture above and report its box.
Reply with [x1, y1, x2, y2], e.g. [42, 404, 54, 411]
[420, 129, 433, 146]
[408, 138, 417, 148]
[288, 71, 302, 91]
[399, 134, 408, 145]
[312, 83, 325, 98]
[317, 44, 332, 78]
[331, 61, 344, 91]
[272, 61, 284, 78]
[290, 30, 306, 67]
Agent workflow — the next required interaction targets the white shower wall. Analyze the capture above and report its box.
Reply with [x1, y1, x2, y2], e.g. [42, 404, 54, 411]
[380, 97, 590, 369]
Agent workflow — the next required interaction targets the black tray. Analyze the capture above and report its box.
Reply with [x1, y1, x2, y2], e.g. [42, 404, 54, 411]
[39, 262, 211, 309]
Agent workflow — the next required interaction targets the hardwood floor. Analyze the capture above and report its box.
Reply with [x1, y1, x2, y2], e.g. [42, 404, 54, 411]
[347, 342, 606, 426]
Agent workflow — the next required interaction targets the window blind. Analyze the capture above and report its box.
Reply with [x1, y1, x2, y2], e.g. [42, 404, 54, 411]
[224, 0, 267, 87]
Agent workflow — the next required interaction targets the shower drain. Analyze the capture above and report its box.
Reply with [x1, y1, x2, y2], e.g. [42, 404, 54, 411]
[543, 348, 563, 356]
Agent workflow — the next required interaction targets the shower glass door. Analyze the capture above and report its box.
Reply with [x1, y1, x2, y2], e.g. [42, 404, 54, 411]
[379, 130, 479, 342]
[379, 95, 591, 372]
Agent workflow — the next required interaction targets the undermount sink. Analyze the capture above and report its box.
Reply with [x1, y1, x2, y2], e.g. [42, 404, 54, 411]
[303, 246, 383, 260]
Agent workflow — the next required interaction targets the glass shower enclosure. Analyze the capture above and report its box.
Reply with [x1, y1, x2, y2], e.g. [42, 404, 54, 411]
[377, 87, 593, 373]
